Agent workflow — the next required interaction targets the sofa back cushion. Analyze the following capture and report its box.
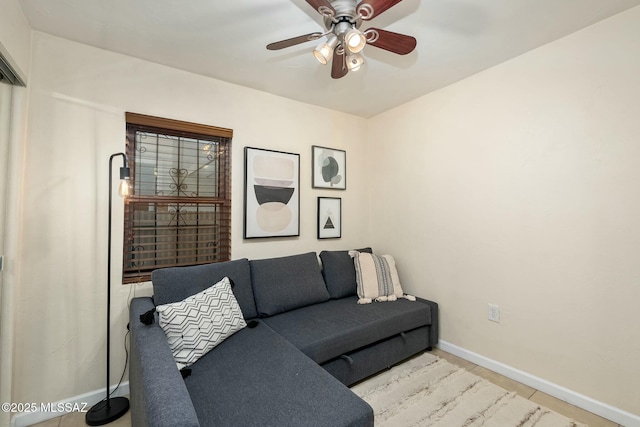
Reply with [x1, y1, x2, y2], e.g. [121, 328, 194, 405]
[250, 252, 330, 317]
[152, 258, 258, 320]
[319, 248, 372, 299]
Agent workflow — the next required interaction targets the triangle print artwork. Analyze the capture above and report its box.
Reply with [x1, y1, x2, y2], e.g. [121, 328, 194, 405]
[318, 197, 341, 239]
[324, 216, 335, 229]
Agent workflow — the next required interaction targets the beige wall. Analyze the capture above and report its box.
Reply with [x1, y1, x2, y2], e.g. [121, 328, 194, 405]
[9, 2, 640, 421]
[1, 2, 30, 426]
[368, 6, 640, 416]
[14, 31, 369, 405]
[0, 0, 31, 81]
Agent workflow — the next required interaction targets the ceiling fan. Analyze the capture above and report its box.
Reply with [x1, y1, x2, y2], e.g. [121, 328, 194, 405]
[266, 0, 417, 79]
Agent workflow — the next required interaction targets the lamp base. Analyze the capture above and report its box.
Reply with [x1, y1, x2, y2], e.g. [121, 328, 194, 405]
[85, 397, 130, 426]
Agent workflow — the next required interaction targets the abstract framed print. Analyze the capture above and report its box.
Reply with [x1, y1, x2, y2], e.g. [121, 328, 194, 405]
[244, 147, 300, 238]
[312, 145, 346, 190]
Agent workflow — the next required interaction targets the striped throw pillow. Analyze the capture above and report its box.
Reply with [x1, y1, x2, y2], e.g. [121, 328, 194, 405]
[349, 251, 415, 304]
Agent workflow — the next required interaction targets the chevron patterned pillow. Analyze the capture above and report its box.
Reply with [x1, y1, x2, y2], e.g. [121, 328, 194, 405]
[156, 277, 247, 369]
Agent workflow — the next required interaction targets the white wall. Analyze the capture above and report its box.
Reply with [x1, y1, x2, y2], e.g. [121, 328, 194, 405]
[14, 31, 369, 405]
[368, 6, 640, 416]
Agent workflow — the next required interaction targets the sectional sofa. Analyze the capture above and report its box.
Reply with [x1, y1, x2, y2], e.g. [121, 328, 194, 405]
[129, 250, 439, 427]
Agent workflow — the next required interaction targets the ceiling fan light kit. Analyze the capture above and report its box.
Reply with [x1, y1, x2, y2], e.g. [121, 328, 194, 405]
[267, 0, 417, 79]
[344, 28, 367, 53]
[347, 53, 364, 71]
[313, 35, 339, 64]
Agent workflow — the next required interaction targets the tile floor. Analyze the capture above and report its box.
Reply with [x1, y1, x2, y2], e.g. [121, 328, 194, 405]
[32, 349, 620, 427]
[30, 409, 131, 427]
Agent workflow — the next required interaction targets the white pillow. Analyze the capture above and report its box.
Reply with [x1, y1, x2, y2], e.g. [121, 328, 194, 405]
[349, 251, 416, 304]
[156, 277, 246, 369]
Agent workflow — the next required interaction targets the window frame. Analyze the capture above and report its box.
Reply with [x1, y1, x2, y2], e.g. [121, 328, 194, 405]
[123, 112, 233, 283]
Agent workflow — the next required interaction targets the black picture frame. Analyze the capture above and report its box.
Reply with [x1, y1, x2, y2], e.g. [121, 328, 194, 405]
[317, 197, 341, 239]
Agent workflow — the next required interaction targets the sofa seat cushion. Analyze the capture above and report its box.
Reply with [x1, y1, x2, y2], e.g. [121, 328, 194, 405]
[262, 296, 432, 364]
[185, 320, 373, 427]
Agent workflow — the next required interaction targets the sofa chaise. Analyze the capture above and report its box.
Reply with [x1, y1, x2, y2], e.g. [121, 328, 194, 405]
[129, 250, 439, 426]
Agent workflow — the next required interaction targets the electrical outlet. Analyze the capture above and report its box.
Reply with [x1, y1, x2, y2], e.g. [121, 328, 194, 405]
[488, 304, 500, 322]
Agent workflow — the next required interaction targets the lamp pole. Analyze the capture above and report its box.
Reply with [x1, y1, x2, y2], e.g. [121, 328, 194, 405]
[86, 153, 130, 425]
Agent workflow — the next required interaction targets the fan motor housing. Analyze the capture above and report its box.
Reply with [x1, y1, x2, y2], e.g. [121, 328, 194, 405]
[324, 0, 363, 30]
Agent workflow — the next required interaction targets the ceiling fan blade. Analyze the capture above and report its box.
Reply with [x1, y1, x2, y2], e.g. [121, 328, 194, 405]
[266, 32, 323, 50]
[305, 0, 336, 17]
[365, 28, 416, 55]
[357, 0, 403, 20]
[331, 45, 348, 79]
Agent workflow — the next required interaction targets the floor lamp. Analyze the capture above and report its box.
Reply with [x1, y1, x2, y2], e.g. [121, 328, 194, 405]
[86, 153, 131, 425]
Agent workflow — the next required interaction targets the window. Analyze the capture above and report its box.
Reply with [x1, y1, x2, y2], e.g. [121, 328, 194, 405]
[123, 113, 232, 283]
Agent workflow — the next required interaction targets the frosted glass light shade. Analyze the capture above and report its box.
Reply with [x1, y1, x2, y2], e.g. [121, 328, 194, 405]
[345, 29, 366, 53]
[346, 53, 364, 71]
[313, 35, 338, 65]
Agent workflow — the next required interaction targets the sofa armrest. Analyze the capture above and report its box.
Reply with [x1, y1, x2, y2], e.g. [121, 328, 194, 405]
[130, 297, 200, 427]
[416, 297, 439, 347]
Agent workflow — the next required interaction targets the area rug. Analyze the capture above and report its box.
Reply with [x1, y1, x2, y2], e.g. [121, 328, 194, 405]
[351, 353, 587, 427]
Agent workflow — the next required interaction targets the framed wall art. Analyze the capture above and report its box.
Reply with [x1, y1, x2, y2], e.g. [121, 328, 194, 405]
[312, 145, 346, 190]
[244, 147, 300, 239]
[317, 197, 341, 239]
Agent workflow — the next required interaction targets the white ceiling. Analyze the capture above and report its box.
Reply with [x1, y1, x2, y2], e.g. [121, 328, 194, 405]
[17, 0, 640, 117]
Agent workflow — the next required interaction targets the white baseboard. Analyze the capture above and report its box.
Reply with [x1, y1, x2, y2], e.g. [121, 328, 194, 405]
[438, 340, 640, 427]
[11, 382, 129, 427]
